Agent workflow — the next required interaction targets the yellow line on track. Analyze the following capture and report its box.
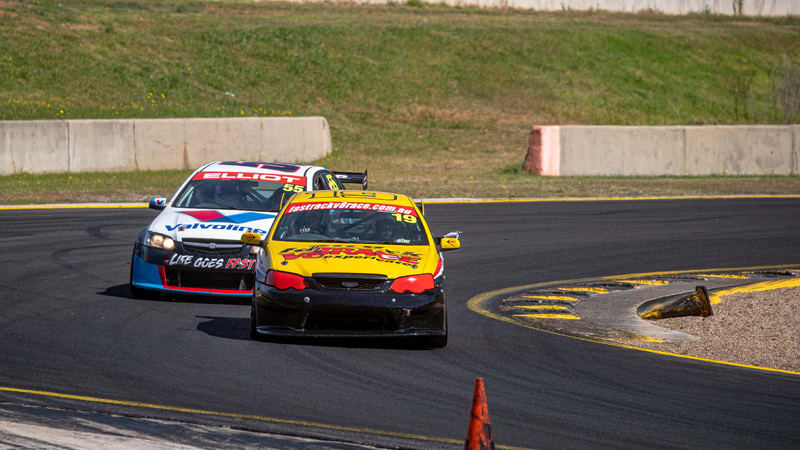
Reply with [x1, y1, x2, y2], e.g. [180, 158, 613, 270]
[693, 273, 749, 279]
[514, 313, 580, 320]
[0, 386, 531, 449]
[558, 287, 608, 293]
[4, 194, 800, 210]
[617, 279, 670, 286]
[709, 278, 800, 305]
[521, 295, 579, 302]
[468, 264, 800, 376]
[513, 305, 569, 310]
[422, 194, 800, 204]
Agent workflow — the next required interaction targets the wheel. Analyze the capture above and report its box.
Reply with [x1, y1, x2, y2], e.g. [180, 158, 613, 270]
[424, 301, 448, 348]
[425, 334, 447, 348]
[249, 299, 261, 340]
[129, 282, 154, 299]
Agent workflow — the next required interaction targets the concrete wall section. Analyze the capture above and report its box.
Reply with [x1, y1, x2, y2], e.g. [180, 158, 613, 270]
[301, 0, 796, 16]
[301, 116, 333, 162]
[743, 0, 800, 16]
[524, 125, 798, 176]
[684, 126, 794, 175]
[523, 126, 561, 175]
[69, 120, 136, 172]
[183, 118, 263, 168]
[0, 121, 69, 174]
[793, 125, 799, 175]
[559, 126, 685, 176]
[519, 0, 797, 14]
[0, 117, 333, 175]
[133, 119, 188, 171]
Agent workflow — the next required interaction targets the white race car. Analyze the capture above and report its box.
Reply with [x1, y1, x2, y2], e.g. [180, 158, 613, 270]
[130, 161, 367, 298]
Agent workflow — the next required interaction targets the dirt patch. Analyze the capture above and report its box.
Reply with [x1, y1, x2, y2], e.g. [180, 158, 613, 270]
[63, 22, 101, 32]
[634, 287, 800, 373]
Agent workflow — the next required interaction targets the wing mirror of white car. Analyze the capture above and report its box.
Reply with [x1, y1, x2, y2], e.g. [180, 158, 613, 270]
[240, 232, 263, 247]
[149, 197, 167, 210]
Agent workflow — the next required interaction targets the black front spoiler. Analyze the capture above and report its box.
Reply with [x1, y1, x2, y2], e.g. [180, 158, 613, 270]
[253, 281, 446, 337]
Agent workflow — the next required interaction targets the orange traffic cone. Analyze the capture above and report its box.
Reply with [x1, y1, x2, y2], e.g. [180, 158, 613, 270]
[465, 377, 495, 450]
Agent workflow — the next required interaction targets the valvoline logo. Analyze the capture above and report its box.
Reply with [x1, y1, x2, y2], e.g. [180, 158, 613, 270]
[164, 210, 276, 233]
[179, 210, 276, 223]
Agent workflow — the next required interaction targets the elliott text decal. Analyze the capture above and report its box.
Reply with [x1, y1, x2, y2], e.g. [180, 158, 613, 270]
[193, 172, 305, 185]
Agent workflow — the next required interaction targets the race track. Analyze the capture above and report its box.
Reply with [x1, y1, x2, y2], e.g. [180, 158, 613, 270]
[1, 199, 799, 449]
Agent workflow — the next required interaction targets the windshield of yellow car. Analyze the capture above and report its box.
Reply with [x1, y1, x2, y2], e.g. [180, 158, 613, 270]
[272, 204, 428, 245]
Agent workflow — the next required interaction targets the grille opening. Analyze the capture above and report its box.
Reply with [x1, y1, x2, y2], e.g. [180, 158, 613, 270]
[305, 312, 393, 331]
[181, 239, 243, 254]
[165, 268, 254, 290]
[312, 273, 387, 291]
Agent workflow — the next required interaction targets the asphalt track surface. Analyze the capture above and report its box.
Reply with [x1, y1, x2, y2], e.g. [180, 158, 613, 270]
[1, 199, 799, 449]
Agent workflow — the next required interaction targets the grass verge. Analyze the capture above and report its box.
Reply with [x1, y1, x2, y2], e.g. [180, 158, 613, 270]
[2, 1, 800, 202]
[1, 170, 798, 204]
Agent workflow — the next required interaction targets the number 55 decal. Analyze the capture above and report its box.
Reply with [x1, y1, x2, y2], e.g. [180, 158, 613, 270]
[282, 184, 303, 193]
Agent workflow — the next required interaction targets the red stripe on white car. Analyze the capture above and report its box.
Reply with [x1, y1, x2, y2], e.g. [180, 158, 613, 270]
[193, 172, 306, 185]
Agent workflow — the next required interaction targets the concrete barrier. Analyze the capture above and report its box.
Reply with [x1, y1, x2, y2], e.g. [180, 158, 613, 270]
[133, 119, 187, 171]
[794, 125, 800, 174]
[69, 120, 136, 172]
[524, 125, 799, 176]
[0, 121, 69, 174]
[684, 126, 794, 175]
[0, 117, 332, 175]
[289, 0, 799, 16]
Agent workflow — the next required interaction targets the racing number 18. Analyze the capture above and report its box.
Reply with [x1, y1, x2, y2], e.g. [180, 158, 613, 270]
[392, 213, 417, 224]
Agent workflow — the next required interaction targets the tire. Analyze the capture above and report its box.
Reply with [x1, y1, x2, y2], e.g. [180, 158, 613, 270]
[249, 299, 260, 340]
[129, 282, 153, 299]
[425, 301, 448, 348]
[426, 334, 447, 348]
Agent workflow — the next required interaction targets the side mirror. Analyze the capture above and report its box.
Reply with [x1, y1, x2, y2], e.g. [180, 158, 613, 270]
[240, 232, 263, 246]
[439, 231, 461, 251]
[149, 197, 167, 210]
[440, 237, 460, 251]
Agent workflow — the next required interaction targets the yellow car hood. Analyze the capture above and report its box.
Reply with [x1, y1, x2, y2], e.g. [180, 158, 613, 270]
[267, 241, 439, 279]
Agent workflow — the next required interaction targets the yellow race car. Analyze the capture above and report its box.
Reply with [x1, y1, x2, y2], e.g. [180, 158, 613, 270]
[240, 190, 460, 347]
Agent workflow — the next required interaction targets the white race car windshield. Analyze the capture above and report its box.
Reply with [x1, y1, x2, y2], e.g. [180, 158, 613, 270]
[173, 180, 299, 212]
